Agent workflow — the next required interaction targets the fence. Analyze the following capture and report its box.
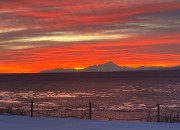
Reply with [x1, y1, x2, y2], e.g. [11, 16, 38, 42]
[0, 100, 180, 123]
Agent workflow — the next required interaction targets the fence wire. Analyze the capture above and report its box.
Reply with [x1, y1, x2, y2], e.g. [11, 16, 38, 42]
[0, 101, 179, 123]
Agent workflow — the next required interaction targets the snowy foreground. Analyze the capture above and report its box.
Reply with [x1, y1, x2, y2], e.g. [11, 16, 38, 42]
[0, 115, 179, 130]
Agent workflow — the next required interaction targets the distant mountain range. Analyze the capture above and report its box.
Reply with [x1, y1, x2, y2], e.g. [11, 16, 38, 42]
[40, 61, 180, 73]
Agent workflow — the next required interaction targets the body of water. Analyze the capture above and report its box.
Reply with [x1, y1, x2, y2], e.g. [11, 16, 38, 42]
[0, 70, 180, 110]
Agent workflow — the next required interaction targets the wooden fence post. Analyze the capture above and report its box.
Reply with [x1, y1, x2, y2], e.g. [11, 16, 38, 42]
[177, 114, 179, 122]
[157, 104, 160, 122]
[31, 100, 34, 117]
[89, 102, 92, 120]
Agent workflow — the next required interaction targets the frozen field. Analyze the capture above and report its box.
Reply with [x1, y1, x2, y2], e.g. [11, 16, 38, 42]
[0, 115, 179, 130]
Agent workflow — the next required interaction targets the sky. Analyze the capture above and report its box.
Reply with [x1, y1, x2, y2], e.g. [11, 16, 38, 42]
[0, 0, 180, 73]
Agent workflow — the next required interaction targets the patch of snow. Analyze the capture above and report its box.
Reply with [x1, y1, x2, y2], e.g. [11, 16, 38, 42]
[0, 115, 179, 130]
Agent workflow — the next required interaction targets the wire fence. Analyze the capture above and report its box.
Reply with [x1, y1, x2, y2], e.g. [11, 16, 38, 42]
[0, 101, 180, 123]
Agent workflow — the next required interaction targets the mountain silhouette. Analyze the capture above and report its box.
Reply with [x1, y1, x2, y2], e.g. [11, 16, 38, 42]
[40, 68, 76, 73]
[40, 61, 180, 73]
[84, 61, 129, 72]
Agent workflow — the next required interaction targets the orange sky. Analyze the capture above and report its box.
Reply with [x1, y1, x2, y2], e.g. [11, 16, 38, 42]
[0, 0, 180, 73]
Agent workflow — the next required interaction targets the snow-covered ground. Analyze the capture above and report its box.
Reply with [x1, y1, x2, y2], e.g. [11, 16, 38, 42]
[0, 115, 179, 130]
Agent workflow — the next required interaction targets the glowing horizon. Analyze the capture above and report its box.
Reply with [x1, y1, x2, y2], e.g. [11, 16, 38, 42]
[0, 0, 180, 73]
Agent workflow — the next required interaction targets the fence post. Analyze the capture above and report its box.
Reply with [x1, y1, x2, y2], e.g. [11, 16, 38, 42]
[157, 104, 160, 122]
[89, 102, 92, 120]
[177, 114, 179, 122]
[31, 100, 34, 117]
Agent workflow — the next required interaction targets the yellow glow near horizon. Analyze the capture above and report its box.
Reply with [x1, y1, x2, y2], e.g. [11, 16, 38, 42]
[74, 68, 84, 70]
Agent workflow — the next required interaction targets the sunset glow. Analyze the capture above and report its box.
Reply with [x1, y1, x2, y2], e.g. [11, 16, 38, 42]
[0, 0, 180, 73]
